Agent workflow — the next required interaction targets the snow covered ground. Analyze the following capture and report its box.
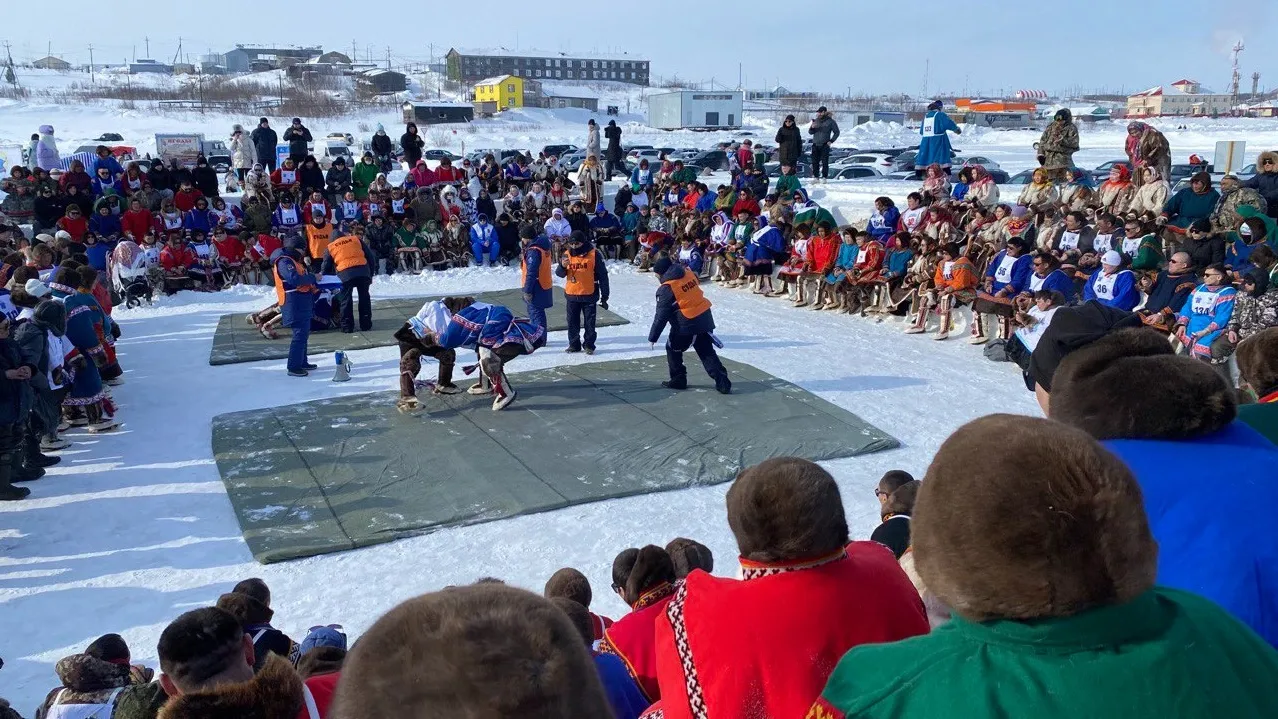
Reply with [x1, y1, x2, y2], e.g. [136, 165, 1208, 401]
[0, 260, 1039, 711]
[4, 88, 1278, 710]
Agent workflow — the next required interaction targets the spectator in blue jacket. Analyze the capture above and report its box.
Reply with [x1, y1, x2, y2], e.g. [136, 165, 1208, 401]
[184, 197, 215, 234]
[971, 236, 1034, 343]
[630, 160, 654, 192]
[588, 203, 622, 258]
[88, 205, 121, 240]
[90, 146, 124, 180]
[468, 214, 499, 266]
[90, 166, 123, 198]
[1082, 251, 1140, 311]
[868, 197, 901, 242]
[552, 597, 650, 719]
[1044, 326, 1278, 648]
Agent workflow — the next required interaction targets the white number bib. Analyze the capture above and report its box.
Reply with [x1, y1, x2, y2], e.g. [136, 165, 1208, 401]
[1058, 231, 1080, 251]
[994, 254, 1018, 284]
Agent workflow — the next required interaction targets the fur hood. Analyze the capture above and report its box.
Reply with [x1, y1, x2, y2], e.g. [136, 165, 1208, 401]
[214, 592, 274, 626]
[1049, 328, 1236, 440]
[914, 415, 1157, 622]
[157, 654, 302, 719]
[1258, 151, 1278, 171]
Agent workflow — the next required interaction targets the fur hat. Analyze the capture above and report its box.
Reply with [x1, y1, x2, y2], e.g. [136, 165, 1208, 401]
[330, 584, 612, 719]
[1029, 302, 1143, 392]
[215, 592, 274, 626]
[1237, 327, 1278, 397]
[1049, 328, 1235, 440]
[913, 414, 1158, 622]
[157, 654, 302, 719]
[727, 457, 849, 563]
[665, 537, 714, 578]
[543, 567, 592, 608]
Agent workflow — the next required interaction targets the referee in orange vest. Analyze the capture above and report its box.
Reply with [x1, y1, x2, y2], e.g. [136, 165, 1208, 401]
[649, 255, 731, 394]
[554, 231, 610, 354]
[321, 222, 377, 333]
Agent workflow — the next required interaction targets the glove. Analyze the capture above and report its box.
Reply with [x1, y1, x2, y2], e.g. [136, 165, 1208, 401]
[51, 367, 65, 386]
[599, 300, 609, 310]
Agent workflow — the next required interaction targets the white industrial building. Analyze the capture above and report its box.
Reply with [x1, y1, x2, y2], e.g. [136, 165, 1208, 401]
[647, 91, 744, 130]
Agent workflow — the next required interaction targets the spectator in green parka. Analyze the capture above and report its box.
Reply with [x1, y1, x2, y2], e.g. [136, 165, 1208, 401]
[810, 414, 1278, 719]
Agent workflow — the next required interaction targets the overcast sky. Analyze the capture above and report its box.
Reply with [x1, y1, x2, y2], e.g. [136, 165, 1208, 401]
[3, 0, 1273, 96]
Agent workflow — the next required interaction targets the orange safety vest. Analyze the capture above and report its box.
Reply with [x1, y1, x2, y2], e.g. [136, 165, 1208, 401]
[305, 223, 333, 259]
[663, 268, 711, 320]
[562, 250, 597, 296]
[521, 246, 553, 290]
[327, 234, 367, 272]
[274, 257, 318, 307]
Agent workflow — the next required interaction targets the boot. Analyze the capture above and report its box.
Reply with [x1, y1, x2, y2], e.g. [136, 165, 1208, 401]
[396, 396, 421, 414]
[714, 373, 732, 395]
[968, 313, 989, 345]
[661, 378, 688, 390]
[490, 372, 516, 411]
[0, 453, 30, 501]
[467, 369, 491, 395]
[11, 446, 43, 483]
[934, 301, 953, 340]
[997, 317, 1013, 341]
[25, 432, 60, 468]
[41, 434, 71, 452]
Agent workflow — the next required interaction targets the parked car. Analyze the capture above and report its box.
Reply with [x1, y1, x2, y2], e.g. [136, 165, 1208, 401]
[952, 155, 1001, 171]
[834, 166, 884, 180]
[423, 149, 461, 162]
[1006, 169, 1035, 185]
[986, 168, 1011, 183]
[830, 152, 896, 171]
[688, 149, 730, 171]
[625, 148, 666, 169]
[766, 161, 810, 178]
[93, 133, 125, 142]
[542, 143, 579, 158]
[326, 132, 355, 146]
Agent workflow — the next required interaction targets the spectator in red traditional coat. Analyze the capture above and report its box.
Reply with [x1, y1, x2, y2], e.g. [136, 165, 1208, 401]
[409, 160, 436, 190]
[56, 205, 88, 242]
[597, 546, 679, 702]
[173, 181, 203, 213]
[646, 457, 929, 719]
[433, 158, 464, 187]
[731, 188, 760, 217]
[120, 198, 154, 241]
[160, 233, 197, 275]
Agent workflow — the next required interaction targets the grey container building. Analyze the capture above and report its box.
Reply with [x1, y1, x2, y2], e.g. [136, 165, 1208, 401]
[647, 91, 744, 130]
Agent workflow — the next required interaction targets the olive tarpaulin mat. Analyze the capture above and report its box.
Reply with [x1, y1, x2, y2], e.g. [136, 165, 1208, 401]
[208, 287, 630, 365]
[212, 357, 900, 563]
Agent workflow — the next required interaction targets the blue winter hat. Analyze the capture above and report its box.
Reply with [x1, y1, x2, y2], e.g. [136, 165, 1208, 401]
[299, 625, 347, 655]
[595, 202, 606, 214]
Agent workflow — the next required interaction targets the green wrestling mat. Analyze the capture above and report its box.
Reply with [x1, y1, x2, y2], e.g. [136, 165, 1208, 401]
[212, 357, 899, 563]
[208, 287, 629, 365]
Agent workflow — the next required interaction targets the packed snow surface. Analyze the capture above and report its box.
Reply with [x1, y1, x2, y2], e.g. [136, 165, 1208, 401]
[1, 90, 1276, 711]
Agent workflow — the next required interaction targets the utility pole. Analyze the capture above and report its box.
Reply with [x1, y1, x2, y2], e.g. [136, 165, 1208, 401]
[386, 46, 391, 70]
[88, 44, 94, 83]
[352, 38, 357, 61]
[737, 62, 742, 90]
[145, 36, 150, 58]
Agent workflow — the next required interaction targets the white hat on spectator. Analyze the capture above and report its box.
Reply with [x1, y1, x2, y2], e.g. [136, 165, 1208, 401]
[25, 279, 51, 298]
[1101, 250, 1122, 267]
[54, 230, 72, 242]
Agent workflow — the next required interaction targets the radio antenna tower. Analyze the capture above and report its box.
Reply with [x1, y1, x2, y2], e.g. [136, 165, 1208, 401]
[1230, 40, 1245, 105]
